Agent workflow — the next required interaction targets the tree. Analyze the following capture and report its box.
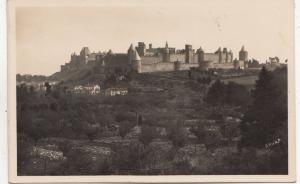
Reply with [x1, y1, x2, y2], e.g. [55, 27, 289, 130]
[204, 130, 222, 152]
[205, 80, 249, 107]
[17, 137, 33, 174]
[190, 124, 206, 143]
[24, 118, 50, 146]
[44, 82, 52, 95]
[190, 124, 206, 152]
[205, 79, 226, 105]
[225, 82, 250, 106]
[118, 121, 132, 138]
[83, 123, 100, 142]
[167, 122, 186, 148]
[61, 148, 97, 175]
[51, 118, 66, 137]
[111, 143, 142, 174]
[17, 83, 30, 103]
[58, 139, 72, 157]
[70, 118, 81, 136]
[51, 88, 61, 99]
[50, 102, 58, 111]
[240, 66, 287, 148]
[139, 125, 156, 147]
[115, 112, 134, 123]
[104, 74, 117, 88]
[29, 85, 35, 93]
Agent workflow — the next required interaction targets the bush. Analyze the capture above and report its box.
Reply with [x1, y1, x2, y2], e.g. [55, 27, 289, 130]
[139, 125, 157, 147]
[225, 82, 250, 106]
[204, 130, 222, 151]
[17, 137, 33, 174]
[205, 80, 250, 106]
[190, 124, 206, 143]
[62, 148, 97, 175]
[83, 123, 100, 142]
[118, 121, 133, 138]
[111, 143, 142, 174]
[24, 118, 51, 146]
[167, 122, 186, 148]
[58, 139, 72, 157]
[205, 79, 226, 105]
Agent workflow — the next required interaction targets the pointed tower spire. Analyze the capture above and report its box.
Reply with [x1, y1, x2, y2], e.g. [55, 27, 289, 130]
[241, 45, 245, 51]
[197, 47, 204, 53]
[133, 49, 141, 61]
[165, 41, 168, 49]
[128, 43, 134, 51]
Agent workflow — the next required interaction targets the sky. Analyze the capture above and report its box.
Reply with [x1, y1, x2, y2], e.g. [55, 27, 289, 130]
[16, 0, 294, 75]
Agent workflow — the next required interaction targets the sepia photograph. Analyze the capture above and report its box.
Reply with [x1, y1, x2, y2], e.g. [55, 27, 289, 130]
[8, 0, 295, 182]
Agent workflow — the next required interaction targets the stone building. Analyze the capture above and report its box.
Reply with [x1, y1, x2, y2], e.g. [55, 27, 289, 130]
[60, 42, 249, 74]
[233, 46, 250, 70]
[61, 47, 104, 72]
[129, 42, 236, 73]
[239, 46, 248, 61]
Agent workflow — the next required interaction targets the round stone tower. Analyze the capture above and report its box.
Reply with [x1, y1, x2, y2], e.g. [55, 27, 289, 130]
[163, 41, 170, 62]
[239, 45, 248, 61]
[131, 49, 142, 73]
[127, 44, 135, 65]
[197, 47, 204, 63]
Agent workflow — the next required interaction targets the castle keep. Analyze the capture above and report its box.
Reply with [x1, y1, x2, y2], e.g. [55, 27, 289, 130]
[60, 42, 249, 73]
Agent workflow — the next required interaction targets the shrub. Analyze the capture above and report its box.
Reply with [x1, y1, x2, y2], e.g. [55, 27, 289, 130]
[167, 122, 186, 148]
[118, 121, 133, 138]
[24, 118, 51, 146]
[83, 123, 100, 142]
[139, 125, 157, 147]
[17, 137, 33, 174]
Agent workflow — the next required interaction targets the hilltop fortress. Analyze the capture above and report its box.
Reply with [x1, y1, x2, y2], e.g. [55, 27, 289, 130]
[60, 42, 249, 74]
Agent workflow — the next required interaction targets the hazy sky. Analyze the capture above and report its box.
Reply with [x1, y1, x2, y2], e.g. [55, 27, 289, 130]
[16, 0, 293, 75]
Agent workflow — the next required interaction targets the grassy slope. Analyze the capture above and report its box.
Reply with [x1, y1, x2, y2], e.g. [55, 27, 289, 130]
[222, 75, 258, 88]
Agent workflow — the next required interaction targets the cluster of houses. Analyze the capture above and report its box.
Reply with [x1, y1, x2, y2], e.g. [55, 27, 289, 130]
[17, 81, 129, 97]
[71, 85, 101, 95]
[104, 88, 128, 96]
[70, 84, 128, 97]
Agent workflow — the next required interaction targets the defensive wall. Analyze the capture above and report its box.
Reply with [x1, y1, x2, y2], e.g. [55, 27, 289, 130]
[139, 62, 200, 73]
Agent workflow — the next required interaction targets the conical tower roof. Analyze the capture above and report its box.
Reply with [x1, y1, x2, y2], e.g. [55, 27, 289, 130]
[128, 44, 134, 51]
[132, 49, 141, 61]
[215, 47, 221, 53]
[241, 45, 245, 51]
[163, 41, 170, 53]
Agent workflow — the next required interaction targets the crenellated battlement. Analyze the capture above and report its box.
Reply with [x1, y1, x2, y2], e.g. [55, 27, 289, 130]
[60, 43, 249, 73]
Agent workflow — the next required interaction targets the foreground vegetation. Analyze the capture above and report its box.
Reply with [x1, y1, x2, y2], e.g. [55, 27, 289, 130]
[17, 67, 288, 175]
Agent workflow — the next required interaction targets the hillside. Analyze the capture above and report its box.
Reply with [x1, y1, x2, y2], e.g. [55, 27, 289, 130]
[49, 66, 106, 86]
